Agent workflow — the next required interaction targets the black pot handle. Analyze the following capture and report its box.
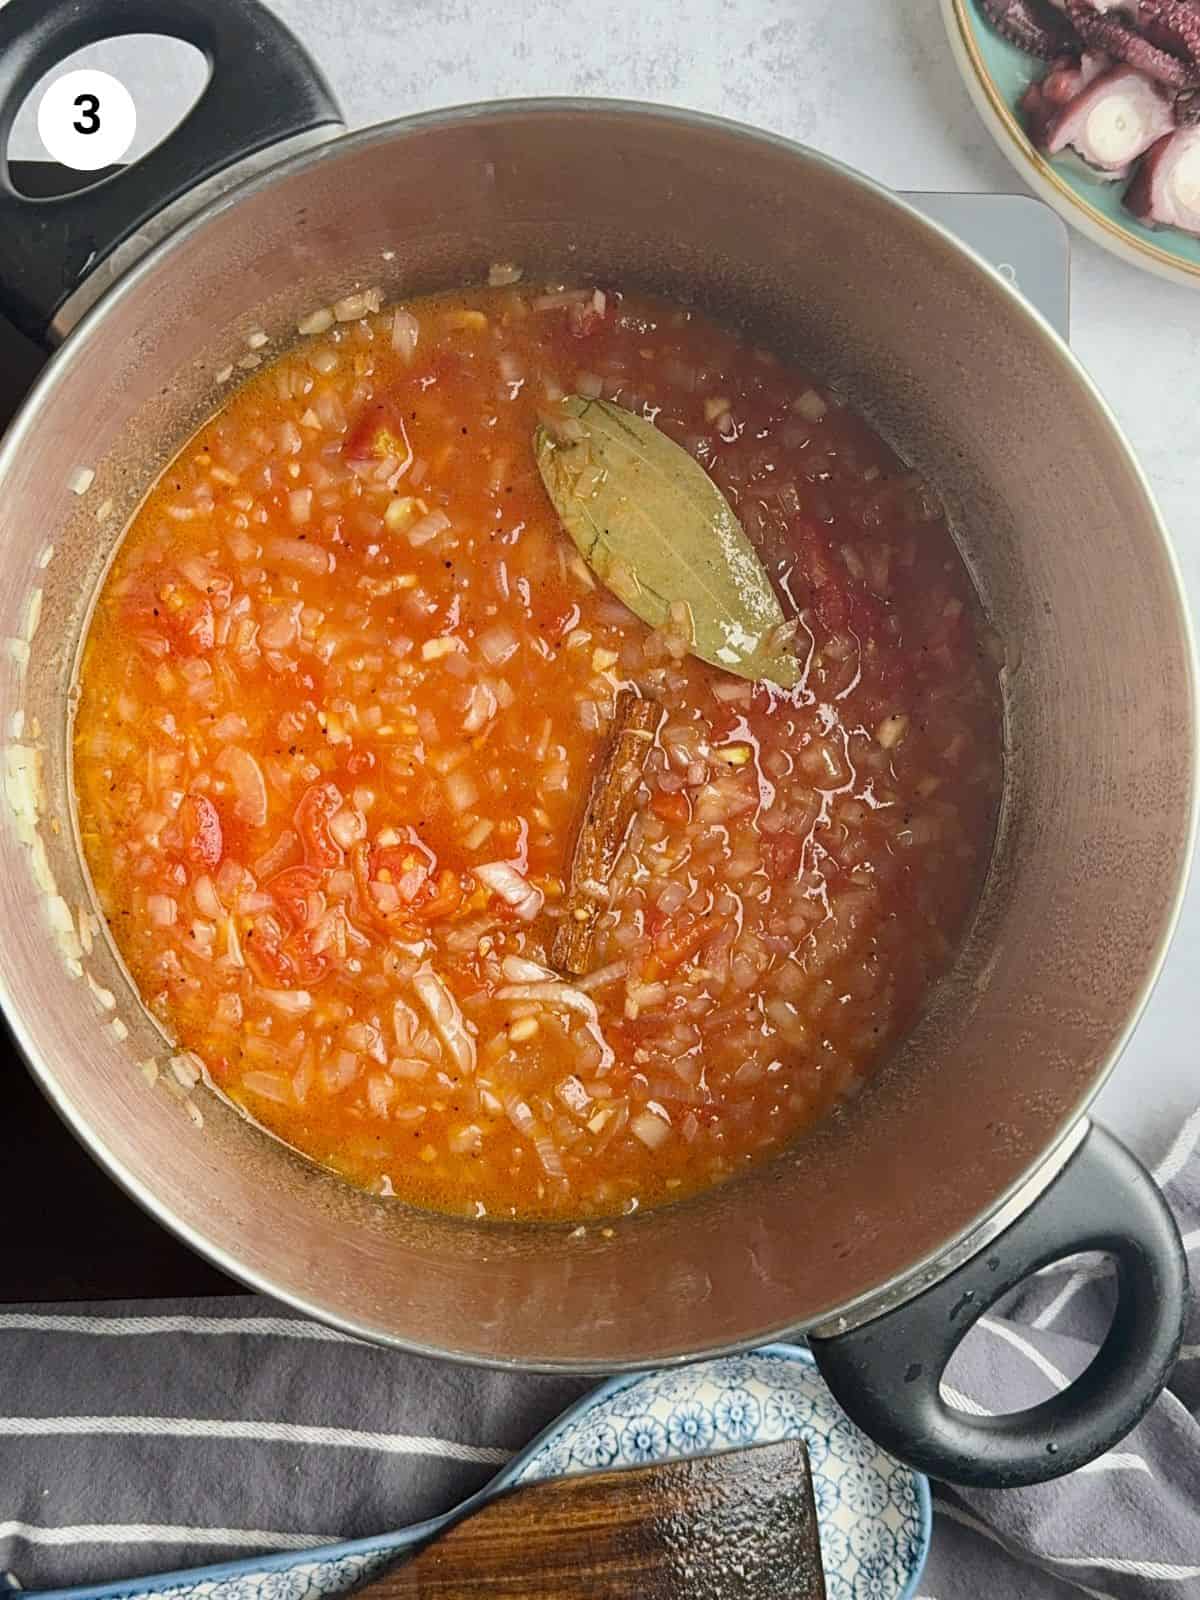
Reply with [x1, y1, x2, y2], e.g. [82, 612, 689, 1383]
[809, 1122, 1187, 1488]
[0, 0, 342, 343]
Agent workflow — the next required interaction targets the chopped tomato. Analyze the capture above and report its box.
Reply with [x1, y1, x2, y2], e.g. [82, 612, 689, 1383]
[267, 866, 323, 932]
[295, 781, 345, 868]
[568, 293, 607, 338]
[345, 399, 410, 464]
[156, 587, 214, 655]
[242, 913, 291, 985]
[371, 833, 435, 884]
[645, 911, 727, 977]
[243, 911, 331, 988]
[180, 794, 223, 869]
[762, 833, 805, 880]
[793, 520, 887, 642]
[353, 836, 465, 930]
[288, 932, 334, 985]
[352, 839, 409, 933]
[650, 790, 690, 826]
[420, 867, 464, 922]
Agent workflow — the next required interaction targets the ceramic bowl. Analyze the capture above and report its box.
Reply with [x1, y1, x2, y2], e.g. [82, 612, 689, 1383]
[943, 0, 1200, 287]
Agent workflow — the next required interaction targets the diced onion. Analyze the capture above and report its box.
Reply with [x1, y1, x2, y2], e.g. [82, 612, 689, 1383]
[462, 682, 497, 734]
[212, 712, 250, 742]
[193, 875, 223, 919]
[216, 747, 268, 827]
[298, 307, 334, 335]
[462, 817, 493, 851]
[501, 954, 556, 983]
[406, 509, 450, 547]
[169, 1052, 203, 1088]
[495, 978, 598, 1020]
[532, 1126, 565, 1179]
[656, 881, 688, 914]
[391, 309, 419, 360]
[413, 965, 476, 1074]
[475, 861, 543, 921]
[445, 770, 479, 813]
[576, 959, 628, 993]
[631, 1109, 672, 1149]
[556, 1075, 592, 1117]
[712, 680, 754, 704]
[498, 1093, 566, 1180]
[241, 1068, 292, 1107]
[504, 1091, 536, 1136]
[321, 1050, 360, 1092]
[367, 1073, 396, 1117]
[266, 537, 330, 574]
[626, 979, 668, 1011]
[147, 893, 177, 928]
[261, 989, 313, 1013]
[876, 713, 909, 750]
[477, 623, 518, 666]
[329, 808, 366, 849]
[334, 291, 374, 322]
[392, 998, 423, 1051]
[363, 877, 400, 916]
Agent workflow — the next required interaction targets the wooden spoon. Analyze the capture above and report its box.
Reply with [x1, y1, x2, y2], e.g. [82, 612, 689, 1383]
[356, 1438, 825, 1599]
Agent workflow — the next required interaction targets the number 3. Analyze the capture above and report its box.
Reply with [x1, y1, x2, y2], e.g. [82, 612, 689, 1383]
[72, 93, 100, 135]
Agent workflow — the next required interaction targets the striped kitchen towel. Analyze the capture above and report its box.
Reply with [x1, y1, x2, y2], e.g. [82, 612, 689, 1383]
[3, 1114, 1200, 1597]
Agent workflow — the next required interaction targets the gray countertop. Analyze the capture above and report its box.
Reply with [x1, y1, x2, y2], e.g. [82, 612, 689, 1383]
[11, 0, 1195, 1166]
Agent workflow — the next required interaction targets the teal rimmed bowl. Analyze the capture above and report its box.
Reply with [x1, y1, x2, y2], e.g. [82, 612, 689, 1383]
[944, 0, 1200, 287]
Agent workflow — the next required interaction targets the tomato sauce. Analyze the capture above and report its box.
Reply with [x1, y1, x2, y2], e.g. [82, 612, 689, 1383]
[73, 281, 1003, 1220]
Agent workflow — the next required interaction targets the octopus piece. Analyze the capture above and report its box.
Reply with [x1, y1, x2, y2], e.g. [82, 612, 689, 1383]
[980, 0, 1081, 56]
[1066, 0, 1200, 83]
[1021, 51, 1111, 142]
[1124, 123, 1200, 227]
[1139, 0, 1200, 67]
[1047, 1, 1139, 15]
[1027, 61, 1175, 173]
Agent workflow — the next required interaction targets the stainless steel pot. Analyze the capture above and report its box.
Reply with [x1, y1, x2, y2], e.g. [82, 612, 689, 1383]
[0, 0, 1194, 1491]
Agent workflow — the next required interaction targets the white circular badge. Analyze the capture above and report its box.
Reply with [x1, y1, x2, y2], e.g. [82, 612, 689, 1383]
[37, 69, 137, 172]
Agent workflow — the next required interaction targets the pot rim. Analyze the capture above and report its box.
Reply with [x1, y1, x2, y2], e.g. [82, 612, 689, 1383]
[2, 95, 1196, 1367]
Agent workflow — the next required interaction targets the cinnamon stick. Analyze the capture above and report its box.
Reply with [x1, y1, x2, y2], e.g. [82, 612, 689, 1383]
[553, 690, 661, 975]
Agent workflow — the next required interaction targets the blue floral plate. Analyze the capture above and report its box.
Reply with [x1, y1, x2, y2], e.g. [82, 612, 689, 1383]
[31, 1346, 930, 1600]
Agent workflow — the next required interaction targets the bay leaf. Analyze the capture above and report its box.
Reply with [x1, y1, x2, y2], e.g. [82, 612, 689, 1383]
[534, 397, 800, 689]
